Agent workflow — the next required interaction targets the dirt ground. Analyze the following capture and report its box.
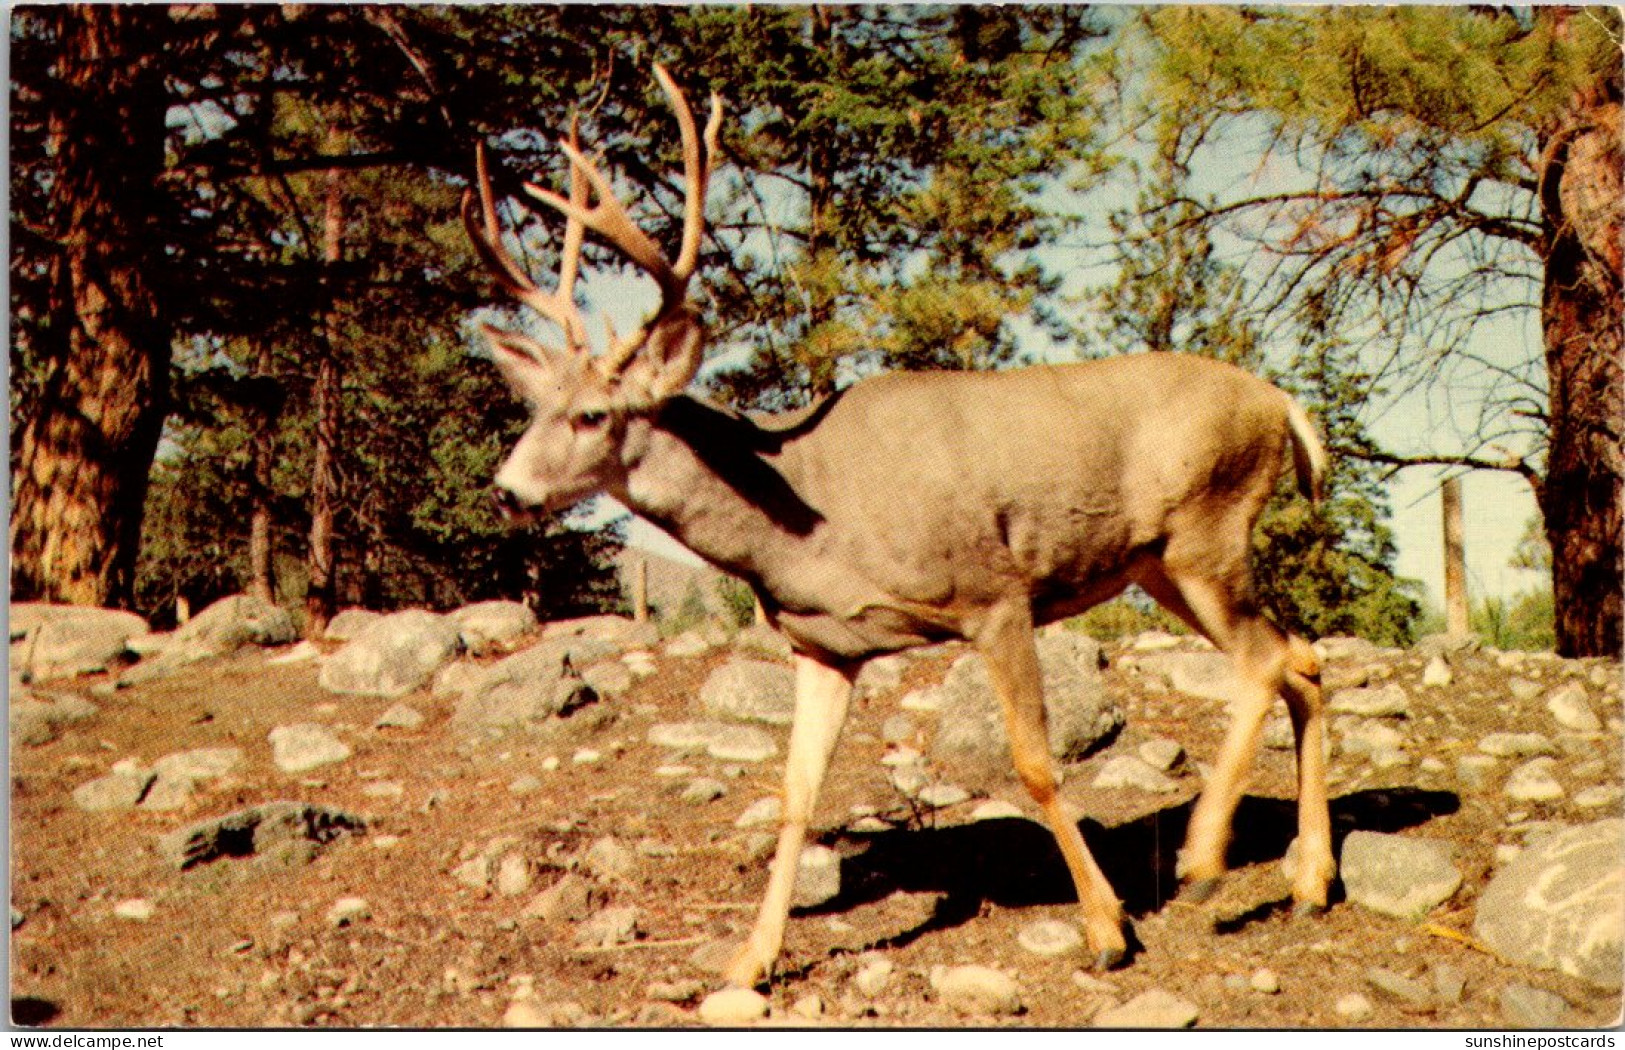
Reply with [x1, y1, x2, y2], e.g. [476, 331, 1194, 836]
[8, 632, 1623, 1028]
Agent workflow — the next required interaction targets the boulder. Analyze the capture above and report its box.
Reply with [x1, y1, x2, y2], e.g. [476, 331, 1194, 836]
[9, 692, 98, 747]
[699, 658, 796, 726]
[326, 609, 384, 642]
[541, 614, 660, 649]
[174, 594, 297, 650]
[932, 634, 1122, 769]
[319, 609, 461, 697]
[733, 623, 793, 660]
[1545, 682, 1602, 733]
[10, 605, 148, 680]
[448, 601, 537, 656]
[157, 801, 366, 870]
[269, 724, 352, 773]
[1330, 683, 1411, 718]
[1093, 988, 1198, 1029]
[72, 766, 156, 812]
[1133, 650, 1242, 705]
[450, 641, 597, 735]
[1474, 818, 1623, 989]
[120, 595, 294, 684]
[930, 965, 1022, 1017]
[1339, 831, 1462, 920]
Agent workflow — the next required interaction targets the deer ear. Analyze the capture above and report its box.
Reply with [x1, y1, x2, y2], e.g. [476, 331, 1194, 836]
[482, 324, 562, 397]
[617, 310, 704, 408]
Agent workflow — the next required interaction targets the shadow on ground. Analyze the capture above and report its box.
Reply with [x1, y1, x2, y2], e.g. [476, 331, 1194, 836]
[807, 787, 1460, 954]
[12, 997, 61, 1027]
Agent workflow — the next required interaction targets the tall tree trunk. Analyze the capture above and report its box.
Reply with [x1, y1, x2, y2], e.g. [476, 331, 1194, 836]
[305, 155, 346, 639]
[10, 7, 172, 609]
[246, 339, 281, 604]
[1539, 74, 1623, 658]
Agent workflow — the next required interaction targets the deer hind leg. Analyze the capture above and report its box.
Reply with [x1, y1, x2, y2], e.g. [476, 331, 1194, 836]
[978, 598, 1127, 969]
[1134, 566, 1333, 909]
[1281, 633, 1335, 911]
[724, 654, 854, 989]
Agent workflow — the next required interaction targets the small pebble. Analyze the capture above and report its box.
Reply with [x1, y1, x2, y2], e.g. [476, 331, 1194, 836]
[1017, 919, 1082, 958]
[931, 964, 1022, 1017]
[1335, 993, 1373, 1021]
[113, 899, 155, 921]
[326, 897, 370, 927]
[1250, 968, 1280, 994]
[916, 783, 970, 808]
[853, 956, 896, 998]
[1138, 737, 1185, 772]
[970, 800, 1025, 822]
[790, 994, 824, 1020]
[697, 987, 768, 1026]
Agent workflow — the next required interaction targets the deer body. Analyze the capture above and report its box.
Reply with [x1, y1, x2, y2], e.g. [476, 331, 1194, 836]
[465, 66, 1338, 991]
[616, 354, 1314, 665]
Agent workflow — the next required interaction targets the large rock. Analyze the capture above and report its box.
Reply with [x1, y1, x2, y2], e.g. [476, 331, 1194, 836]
[450, 641, 597, 735]
[933, 634, 1122, 769]
[541, 614, 661, 649]
[9, 692, 98, 746]
[1133, 650, 1241, 705]
[72, 765, 156, 812]
[269, 724, 352, 773]
[119, 595, 295, 684]
[1329, 683, 1411, 718]
[448, 601, 537, 656]
[930, 965, 1022, 1017]
[1093, 988, 1199, 1029]
[10, 605, 149, 680]
[1340, 831, 1462, 920]
[319, 609, 461, 697]
[174, 594, 297, 651]
[1473, 819, 1624, 989]
[699, 659, 796, 726]
[157, 801, 367, 870]
[325, 608, 384, 642]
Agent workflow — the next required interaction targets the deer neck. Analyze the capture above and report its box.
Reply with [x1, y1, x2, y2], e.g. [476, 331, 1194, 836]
[612, 396, 816, 583]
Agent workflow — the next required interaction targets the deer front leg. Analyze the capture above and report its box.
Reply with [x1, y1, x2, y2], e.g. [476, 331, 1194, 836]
[723, 654, 854, 989]
[978, 599, 1128, 970]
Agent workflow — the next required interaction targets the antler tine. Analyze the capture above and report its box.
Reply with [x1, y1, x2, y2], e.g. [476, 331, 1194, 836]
[554, 115, 587, 316]
[652, 62, 721, 284]
[465, 141, 589, 349]
[523, 141, 675, 301]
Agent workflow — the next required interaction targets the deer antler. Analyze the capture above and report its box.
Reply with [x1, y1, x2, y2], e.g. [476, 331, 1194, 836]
[463, 119, 590, 351]
[467, 66, 720, 381]
[522, 63, 721, 375]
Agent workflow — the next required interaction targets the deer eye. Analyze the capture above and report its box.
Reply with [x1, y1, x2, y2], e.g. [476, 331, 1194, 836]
[573, 409, 610, 430]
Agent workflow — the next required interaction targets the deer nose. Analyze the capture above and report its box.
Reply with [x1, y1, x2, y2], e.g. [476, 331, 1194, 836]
[491, 486, 524, 519]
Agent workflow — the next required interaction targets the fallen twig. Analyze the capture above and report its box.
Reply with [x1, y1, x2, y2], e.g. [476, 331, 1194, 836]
[572, 934, 711, 955]
[1421, 920, 1500, 959]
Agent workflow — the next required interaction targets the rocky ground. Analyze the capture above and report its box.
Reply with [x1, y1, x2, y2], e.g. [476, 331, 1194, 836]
[8, 597, 1623, 1029]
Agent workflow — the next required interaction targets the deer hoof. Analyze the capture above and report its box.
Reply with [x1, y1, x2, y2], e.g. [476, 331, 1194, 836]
[1091, 945, 1127, 972]
[1291, 899, 1328, 919]
[1180, 877, 1221, 904]
[722, 945, 773, 990]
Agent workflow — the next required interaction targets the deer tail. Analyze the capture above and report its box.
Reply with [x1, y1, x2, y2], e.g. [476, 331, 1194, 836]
[1283, 394, 1328, 504]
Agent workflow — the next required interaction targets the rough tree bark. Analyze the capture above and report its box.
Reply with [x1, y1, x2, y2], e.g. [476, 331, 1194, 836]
[1539, 72, 1623, 658]
[10, 7, 174, 608]
[304, 156, 346, 640]
[246, 339, 282, 605]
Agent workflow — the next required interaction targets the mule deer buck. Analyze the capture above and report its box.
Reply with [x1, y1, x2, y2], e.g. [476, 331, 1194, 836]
[466, 66, 1336, 987]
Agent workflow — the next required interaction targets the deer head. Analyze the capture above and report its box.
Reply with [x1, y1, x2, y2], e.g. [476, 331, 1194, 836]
[466, 65, 722, 518]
